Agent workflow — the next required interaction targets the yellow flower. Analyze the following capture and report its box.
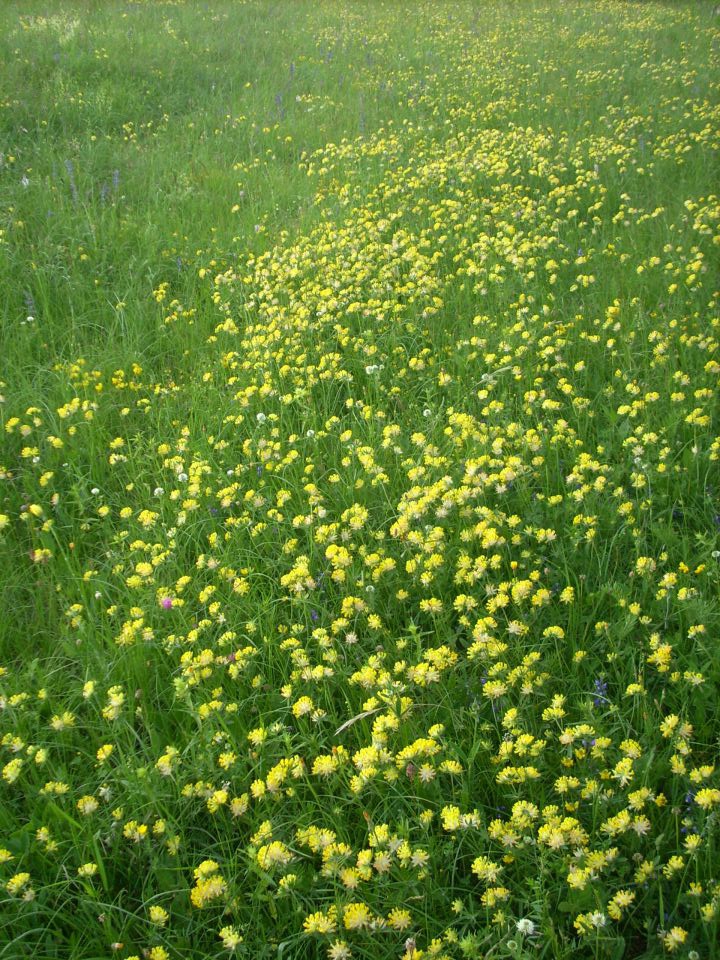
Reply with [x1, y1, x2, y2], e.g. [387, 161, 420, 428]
[343, 902, 372, 930]
[387, 908, 412, 930]
[256, 841, 293, 870]
[149, 905, 169, 926]
[662, 927, 687, 952]
[303, 910, 337, 934]
[190, 871, 227, 908]
[77, 795, 99, 816]
[440, 805, 461, 831]
[472, 856, 503, 883]
[2, 759, 23, 784]
[608, 889, 635, 920]
[695, 788, 720, 809]
[6, 872, 31, 896]
[219, 925, 244, 949]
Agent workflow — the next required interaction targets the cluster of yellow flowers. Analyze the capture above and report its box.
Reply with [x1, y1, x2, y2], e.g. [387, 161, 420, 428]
[1, 1, 719, 958]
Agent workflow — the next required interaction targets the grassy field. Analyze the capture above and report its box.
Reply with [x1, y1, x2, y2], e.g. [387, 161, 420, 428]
[1, 1, 719, 958]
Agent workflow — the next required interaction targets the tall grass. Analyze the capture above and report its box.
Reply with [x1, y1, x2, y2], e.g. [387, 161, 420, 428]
[0, 2, 718, 958]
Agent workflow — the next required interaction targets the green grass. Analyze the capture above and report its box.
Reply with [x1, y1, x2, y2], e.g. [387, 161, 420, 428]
[0, 1, 719, 958]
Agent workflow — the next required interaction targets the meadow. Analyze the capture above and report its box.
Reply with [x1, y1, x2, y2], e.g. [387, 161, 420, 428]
[0, 1, 719, 958]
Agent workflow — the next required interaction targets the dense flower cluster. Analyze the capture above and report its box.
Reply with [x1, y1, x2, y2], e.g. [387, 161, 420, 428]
[0, 1, 718, 959]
